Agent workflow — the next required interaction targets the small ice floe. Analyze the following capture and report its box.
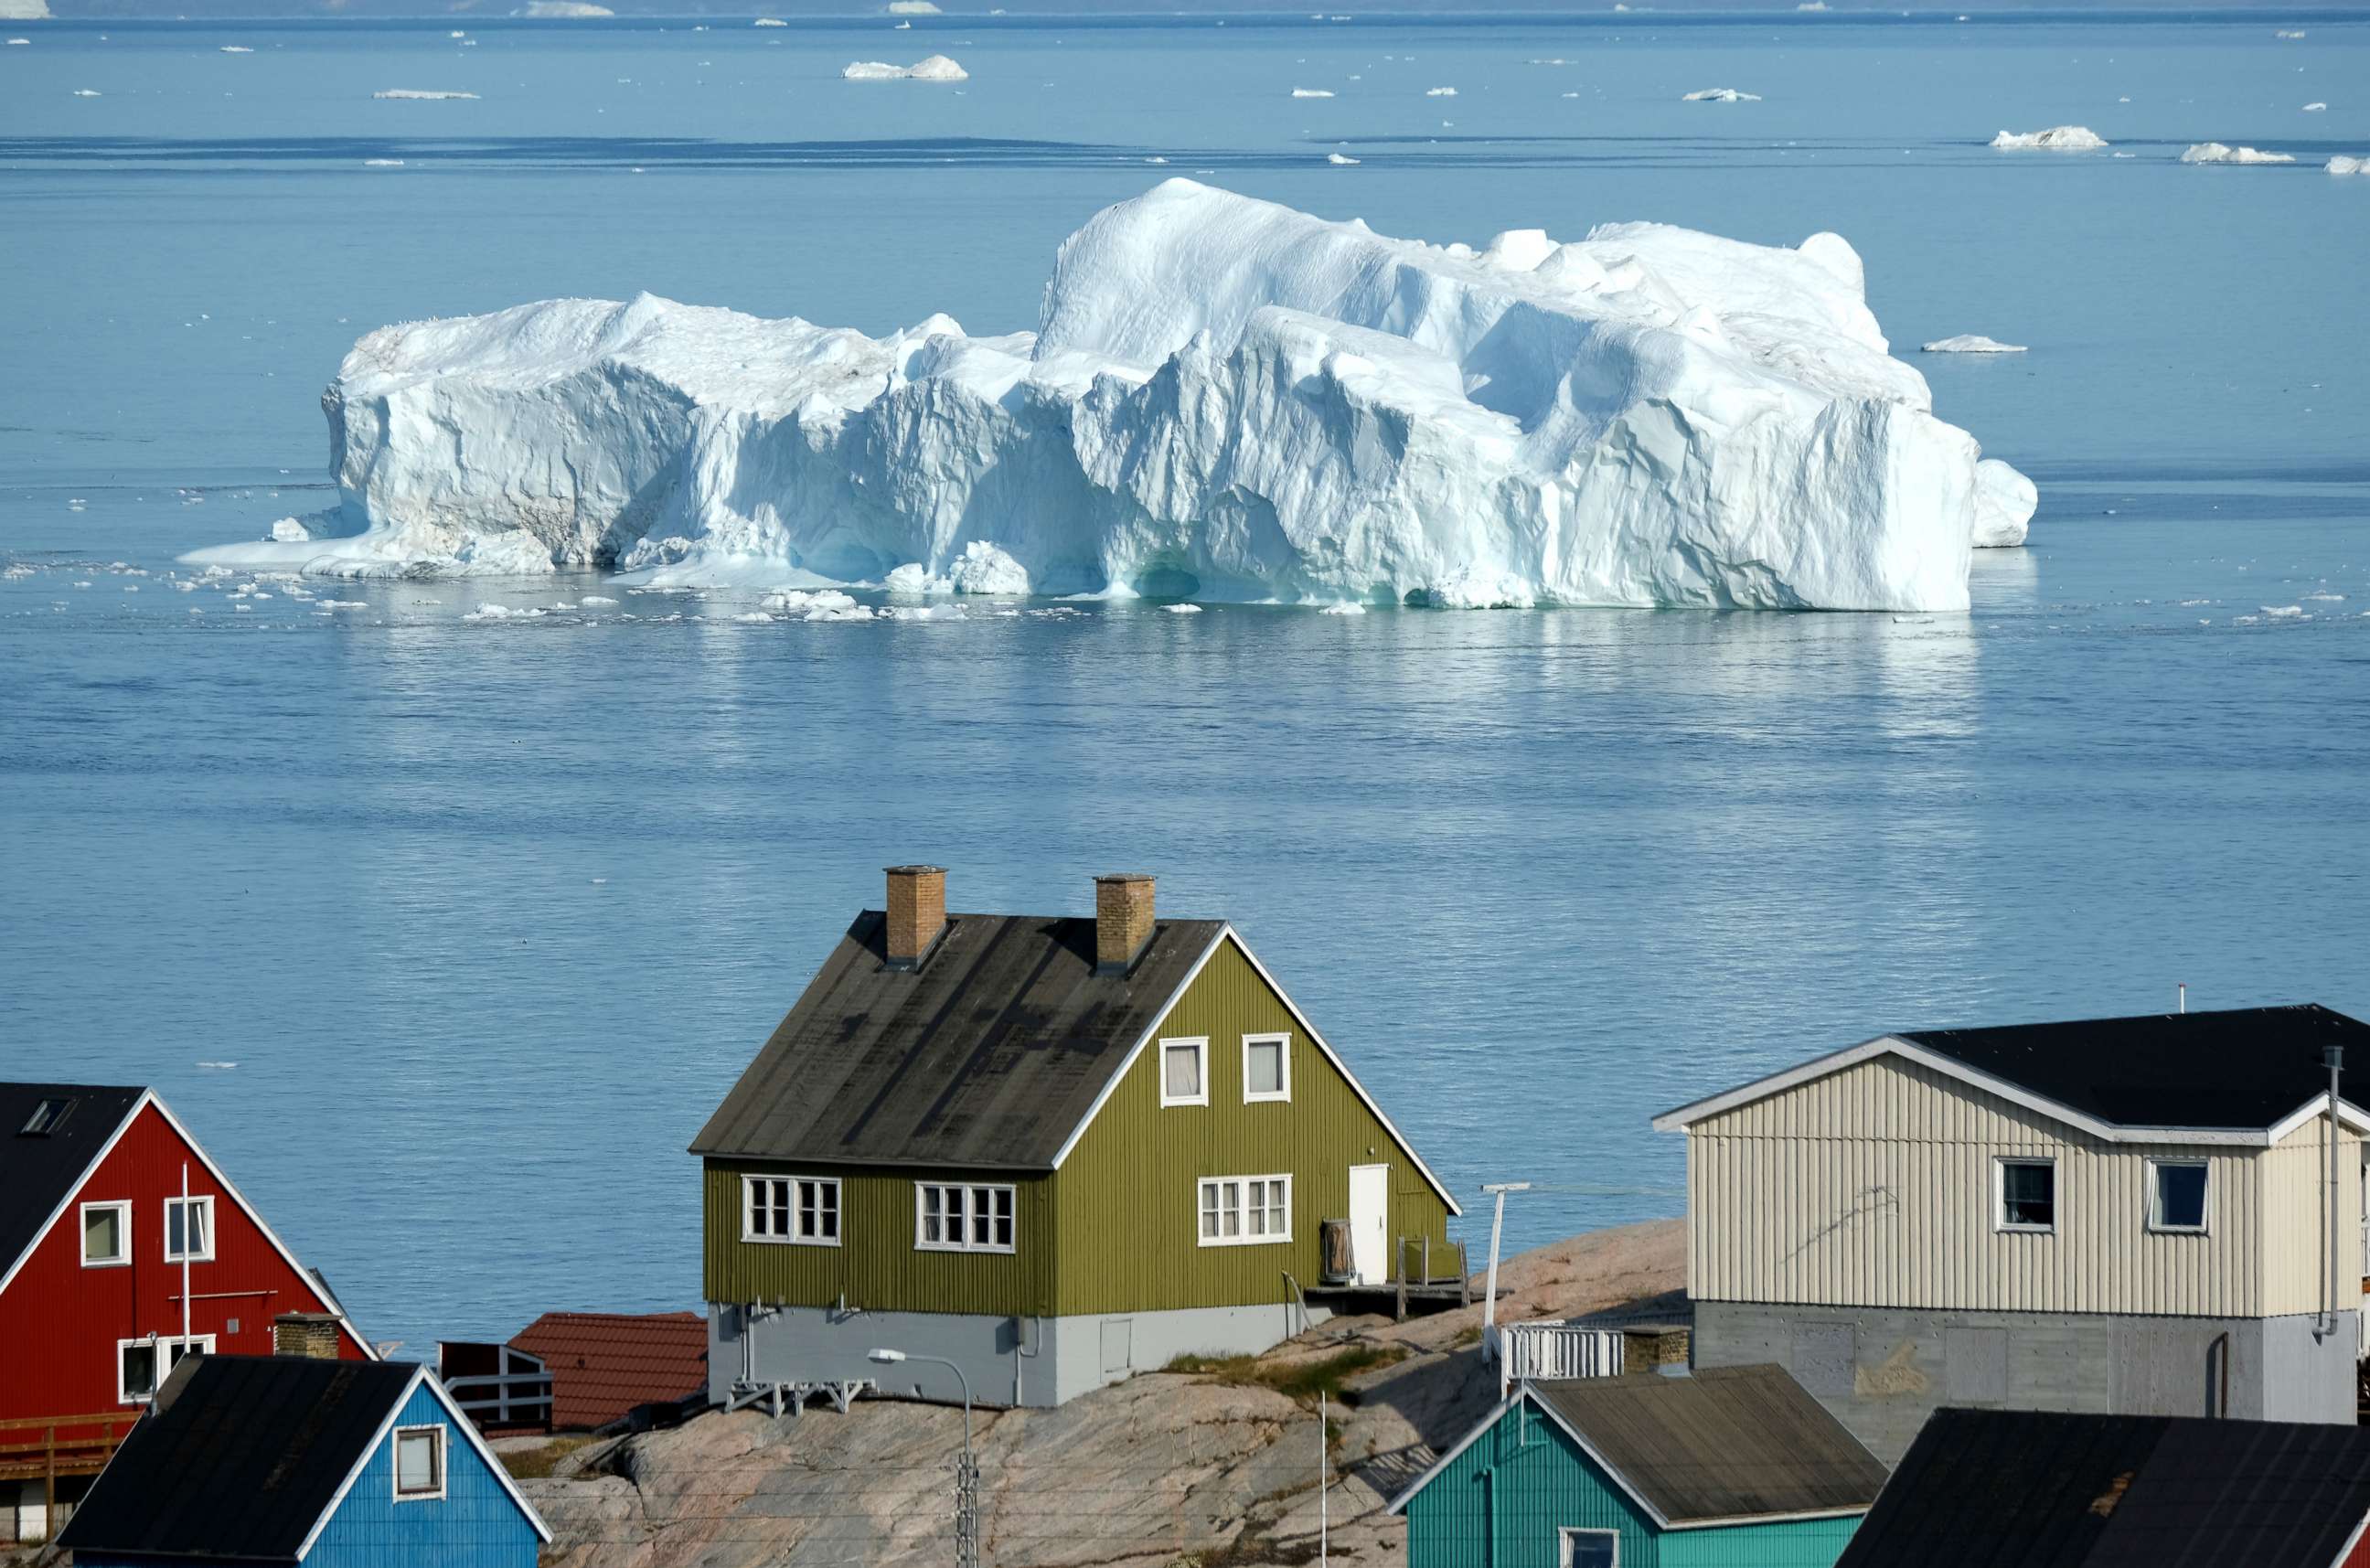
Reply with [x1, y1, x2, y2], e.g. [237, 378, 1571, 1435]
[2182, 142, 2293, 165]
[463, 602, 545, 621]
[894, 19, 911, 27]
[1162, 603, 1204, 613]
[516, 0, 614, 14]
[1990, 125, 2107, 150]
[2262, 604, 2306, 618]
[1426, 85, 1457, 96]
[1922, 334, 2027, 354]
[1798, 1, 1829, 9]
[884, 603, 963, 621]
[195, 1061, 239, 1070]
[220, 44, 252, 53]
[580, 594, 620, 605]
[2303, 592, 2346, 602]
[1293, 87, 1335, 97]
[2328, 155, 2367, 176]
[2276, 27, 2305, 38]
[762, 588, 870, 621]
[269, 517, 310, 541]
[364, 158, 405, 166]
[1681, 87, 1761, 101]
[5, 38, 31, 46]
[2303, 101, 2327, 112]
[450, 29, 468, 37]
[842, 54, 966, 80]
[1318, 601, 1368, 613]
[1146, 155, 1169, 164]
[754, 15, 786, 23]
[72, 88, 101, 97]
[374, 88, 480, 100]
[1327, 151, 1360, 164]
[887, 0, 943, 12]
[731, 610, 774, 624]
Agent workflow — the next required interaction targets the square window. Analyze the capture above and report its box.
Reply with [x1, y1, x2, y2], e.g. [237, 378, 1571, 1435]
[2151, 1160, 2209, 1232]
[82, 1201, 129, 1267]
[1999, 1159, 2055, 1232]
[1161, 1039, 1208, 1106]
[165, 1196, 214, 1263]
[20, 1096, 74, 1136]
[1560, 1530, 1618, 1568]
[120, 1342, 157, 1403]
[1243, 1036, 1291, 1103]
[394, 1426, 444, 1499]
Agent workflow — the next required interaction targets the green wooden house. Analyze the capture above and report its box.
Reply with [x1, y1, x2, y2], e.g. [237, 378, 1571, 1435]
[690, 867, 1460, 1411]
[1388, 1366, 1886, 1568]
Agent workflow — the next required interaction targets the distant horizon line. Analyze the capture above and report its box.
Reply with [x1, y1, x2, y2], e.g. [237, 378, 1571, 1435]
[16, 4, 2369, 18]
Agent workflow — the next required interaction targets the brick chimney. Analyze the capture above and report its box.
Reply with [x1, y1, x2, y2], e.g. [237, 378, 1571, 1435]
[884, 865, 947, 969]
[1094, 874, 1156, 975]
[272, 1311, 343, 1360]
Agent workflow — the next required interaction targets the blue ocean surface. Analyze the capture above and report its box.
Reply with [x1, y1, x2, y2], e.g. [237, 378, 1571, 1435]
[2, 11, 2366, 1360]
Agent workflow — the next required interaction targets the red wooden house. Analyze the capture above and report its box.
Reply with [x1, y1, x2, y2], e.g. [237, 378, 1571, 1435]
[0, 1083, 374, 1543]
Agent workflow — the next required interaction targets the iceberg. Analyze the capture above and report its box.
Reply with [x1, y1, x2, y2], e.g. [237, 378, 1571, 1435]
[0, 0, 49, 16]
[1990, 126, 2107, 150]
[887, 0, 942, 12]
[2181, 142, 2292, 165]
[1681, 88, 1761, 102]
[516, 1, 613, 14]
[1972, 460, 2035, 549]
[190, 180, 2034, 609]
[842, 55, 967, 80]
[1292, 88, 1335, 98]
[2329, 155, 2366, 176]
[1922, 334, 2025, 354]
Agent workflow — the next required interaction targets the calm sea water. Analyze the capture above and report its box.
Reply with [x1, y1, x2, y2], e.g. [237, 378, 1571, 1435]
[3, 12, 2367, 1360]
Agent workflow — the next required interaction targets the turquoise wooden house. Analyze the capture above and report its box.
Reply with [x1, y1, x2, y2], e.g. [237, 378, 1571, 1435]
[1389, 1365, 1886, 1568]
[56, 1354, 550, 1568]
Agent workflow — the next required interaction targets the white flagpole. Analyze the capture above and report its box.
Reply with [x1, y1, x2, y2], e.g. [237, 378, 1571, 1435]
[180, 1162, 192, 1349]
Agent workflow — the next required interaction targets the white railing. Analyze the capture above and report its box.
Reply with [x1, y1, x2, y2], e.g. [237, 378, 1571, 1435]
[441, 1371, 554, 1429]
[1498, 1323, 1624, 1385]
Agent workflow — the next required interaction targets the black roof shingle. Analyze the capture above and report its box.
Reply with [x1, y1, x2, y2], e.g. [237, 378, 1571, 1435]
[1835, 1407, 2370, 1568]
[56, 1355, 422, 1563]
[0, 1082, 145, 1278]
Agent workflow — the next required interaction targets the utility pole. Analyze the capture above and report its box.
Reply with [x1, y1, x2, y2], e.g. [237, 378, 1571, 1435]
[1318, 1389, 1329, 1567]
[1479, 1182, 1531, 1358]
[870, 1348, 977, 1568]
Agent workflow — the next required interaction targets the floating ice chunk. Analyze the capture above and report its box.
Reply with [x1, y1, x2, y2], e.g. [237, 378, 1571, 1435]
[1798, 2, 1828, 9]
[754, 15, 786, 23]
[732, 610, 774, 623]
[1318, 601, 1367, 613]
[945, 540, 1030, 594]
[883, 562, 953, 595]
[1972, 459, 2036, 549]
[580, 594, 620, 605]
[885, 603, 964, 621]
[375, 89, 480, 100]
[887, 0, 942, 11]
[1326, 151, 1360, 164]
[2327, 155, 2366, 176]
[5, 38, 29, 45]
[516, 0, 614, 13]
[270, 517, 312, 541]
[1426, 86, 1457, 96]
[2276, 28, 2305, 38]
[843, 54, 967, 80]
[1681, 87, 1761, 101]
[1991, 125, 2107, 150]
[195, 1061, 239, 1070]
[72, 89, 100, 97]
[1293, 87, 1335, 97]
[2263, 604, 2305, 618]
[2303, 101, 2327, 112]
[220, 44, 252, 52]
[1162, 603, 1204, 613]
[364, 158, 405, 166]
[1922, 334, 2026, 354]
[2182, 142, 2293, 165]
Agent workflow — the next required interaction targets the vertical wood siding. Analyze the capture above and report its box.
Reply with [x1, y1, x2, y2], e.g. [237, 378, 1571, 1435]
[303, 1380, 541, 1568]
[1658, 1517, 1863, 1568]
[0, 1102, 361, 1429]
[701, 1162, 1056, 1316]
[1685, 1054, 2361, 1318]
[1052, 937, 1451, 1317]
[1405, 1400, 1660, 1568]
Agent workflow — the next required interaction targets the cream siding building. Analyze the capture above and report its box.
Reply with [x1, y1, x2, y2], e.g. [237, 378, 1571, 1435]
[1656, 1006, 2370, 1462]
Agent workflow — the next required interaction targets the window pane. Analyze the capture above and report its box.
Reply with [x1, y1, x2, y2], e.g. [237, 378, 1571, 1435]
[971, 1189, 991, 1246]
[1165, 1044, 1201, 1099]
[1268, 1184, 1288, 1236]
[187, 1201, 208, 1255]
[819, 1183, 839, 1240]
[1201, 1184, 1219, 1239]
[397, 1431, 439, 1492]
[123, 1344, 157, 1399]
[1564, 1532, 1617, 1568]
[85, 1207, 121, 1261]
[2003, 1163, 2054, 1227]
[1247, 1042, 1283, 1095]
[2156, 1164, 2208, 1229]
[168, 1202, 187, 1257]
[1222, 1181, 1241, 1237]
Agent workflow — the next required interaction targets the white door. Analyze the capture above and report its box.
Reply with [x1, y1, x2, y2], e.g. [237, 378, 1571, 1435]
[1349, 1164, 1389, 1285]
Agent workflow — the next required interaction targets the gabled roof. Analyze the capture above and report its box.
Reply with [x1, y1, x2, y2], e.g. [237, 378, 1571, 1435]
[689, 912, 1458, 1211]
[508, 1310, 708, 1431]
[1653, 1005, 2370, 1146]
[1835, 1407, 2370, 1568]
[1390, 1366, 1886, 1528]
[0, 1082, 145, 1286]
[57, 1355, 550, 1562]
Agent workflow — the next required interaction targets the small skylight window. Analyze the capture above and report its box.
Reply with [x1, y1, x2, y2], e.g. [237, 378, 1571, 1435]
[19, 1097, 73, 1136]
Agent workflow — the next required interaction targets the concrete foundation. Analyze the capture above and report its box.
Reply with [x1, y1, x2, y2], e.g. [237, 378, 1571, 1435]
[709, 1297, 1332, 1410]
[1696, 1300, 2360, 1464]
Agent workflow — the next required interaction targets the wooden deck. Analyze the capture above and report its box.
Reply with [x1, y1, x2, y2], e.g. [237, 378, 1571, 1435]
[1298, 1236, 1502, 1320]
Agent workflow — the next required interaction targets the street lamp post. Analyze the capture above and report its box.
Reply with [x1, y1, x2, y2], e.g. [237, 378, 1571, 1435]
[870, 1348, 979, 1568]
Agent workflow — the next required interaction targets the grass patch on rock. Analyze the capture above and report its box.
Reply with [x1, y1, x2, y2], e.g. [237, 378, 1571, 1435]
[1164, 1342, 1408, 1404]
[499, 1434, 602, 1479]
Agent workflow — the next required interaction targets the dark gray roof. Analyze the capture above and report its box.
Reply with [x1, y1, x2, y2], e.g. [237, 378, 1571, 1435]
[691, 912, 1228, 1168]
[0, 1083, 145, 1279]
[56, 1355, 422, 1563]
[1530, 1365, 1888, 1525]
[1898, 1005, 2370, 1130]
[1835, 1407, 2370, 1568]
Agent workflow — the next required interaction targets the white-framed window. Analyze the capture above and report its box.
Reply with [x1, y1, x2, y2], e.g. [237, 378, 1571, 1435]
[1242, 1033, 1292, 1104]
[80, 1200, 132, 1268]
[393, 1424, 447, 1501]
[1996, 1157, 2056, 1233]
[164, 1194, 215, 1264]
[742, 1175, 841, 1246]
[916, 1183, 1016, 1253]
[1197, 1175, 1292, 1246]
[1559, 1529, 1620, 1568]
[2147, 1159, 2210, 1233]
[117, 1334, 214, 1405]
[1160, 1037, 1209, 1107]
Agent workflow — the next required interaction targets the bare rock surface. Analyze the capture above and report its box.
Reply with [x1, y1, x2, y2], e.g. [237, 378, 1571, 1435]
[526, 1220, 1683, 1568]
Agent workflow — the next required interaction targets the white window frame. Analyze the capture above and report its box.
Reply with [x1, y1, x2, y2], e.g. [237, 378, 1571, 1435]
[391, 1424, 448, 1502]
[116, 1334, 215, 1405]
[1158, 1036, 1210, 1108]
[913, 1182, 1018, 1254]
[1994, 1156, 2058, 1234]
[1241, 1032, 1293, 1104]
[164, 1193, 217, 1264]
[742, 1174, 842, 1247]
[2145, 1157, 2211, 1235]
[1559, 1528, 1621, 1568]
[80, 1200, 132, 1268]
[1196, 1174, 1293, 1247]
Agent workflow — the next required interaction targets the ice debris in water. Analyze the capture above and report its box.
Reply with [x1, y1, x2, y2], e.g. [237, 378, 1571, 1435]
[220, 44, 252, 52]
[2303, 102, 2327, 112]
[843, 55, 967, 80]
[1162, 603, 1204, 613]
[1426, 86, 1457, 96]
[2327, 155, 2366, 176]
[1293, 87, 1335, 97]
[753, 15, 786, 23]
[580, 594, 620, 605]
[2182, 143, 2292, 164]
[72, 89, 101, 97]
[1681, 88, 1761, 102]
[1318, 602, 1368, 613]
[375, 89, 480, 100]
[1326, 152, 1360, 164]
[270, 517, 312, 541]
[1922, 335, 2026, 354]
[184, 180, 2038, 610]
[1991, 126, 2108, 150]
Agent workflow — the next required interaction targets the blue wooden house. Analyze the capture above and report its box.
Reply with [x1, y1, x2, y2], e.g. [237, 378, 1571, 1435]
[1388, 1365, 1886, 1568]
[56, 1354, 550, 1568]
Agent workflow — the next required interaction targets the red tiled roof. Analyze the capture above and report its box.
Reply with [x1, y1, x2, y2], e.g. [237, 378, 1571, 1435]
[507, 1311, 708, 1432]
